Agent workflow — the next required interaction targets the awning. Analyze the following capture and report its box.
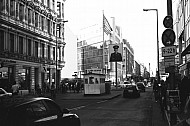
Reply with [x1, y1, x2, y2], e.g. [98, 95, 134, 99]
[181, 44, 190, 56]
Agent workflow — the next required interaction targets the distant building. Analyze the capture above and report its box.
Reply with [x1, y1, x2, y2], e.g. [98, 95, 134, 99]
[0, 0, 66, 92]
[77, 15, 134, 83]
[122, 39, 134, 79]
[175, 0, 190, 76]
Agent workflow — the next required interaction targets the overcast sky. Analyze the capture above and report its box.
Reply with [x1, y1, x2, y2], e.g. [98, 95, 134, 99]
[62, 0, 178, 78]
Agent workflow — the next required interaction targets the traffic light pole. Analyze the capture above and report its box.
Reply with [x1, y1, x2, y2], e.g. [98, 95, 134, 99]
[167, 0, 177, 125]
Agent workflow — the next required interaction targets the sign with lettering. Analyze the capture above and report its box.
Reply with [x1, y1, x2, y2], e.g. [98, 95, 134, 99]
[162, 46, 177, 57]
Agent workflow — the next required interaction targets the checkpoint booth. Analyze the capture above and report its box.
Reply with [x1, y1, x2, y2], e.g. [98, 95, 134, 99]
[83, 73, 106, 95]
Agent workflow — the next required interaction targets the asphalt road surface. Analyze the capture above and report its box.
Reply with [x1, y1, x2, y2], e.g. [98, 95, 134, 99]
[56, 87, 153, 126]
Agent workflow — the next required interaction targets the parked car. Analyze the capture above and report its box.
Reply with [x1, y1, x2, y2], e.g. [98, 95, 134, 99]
[123, 84, 140, 98]
[0, 96, 81, 126]
[118, 81, 131, 88]
[136, 82, 146, 92]
[0, 88, 12, 97]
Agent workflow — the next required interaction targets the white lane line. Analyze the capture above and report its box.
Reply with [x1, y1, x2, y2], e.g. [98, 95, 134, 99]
[69, 105, 86, 111]
[96, 100, 108, 104]
[69, 100, 109, 111]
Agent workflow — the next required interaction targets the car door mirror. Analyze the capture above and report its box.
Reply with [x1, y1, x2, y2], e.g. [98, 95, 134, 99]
[62, 108, 70, 114]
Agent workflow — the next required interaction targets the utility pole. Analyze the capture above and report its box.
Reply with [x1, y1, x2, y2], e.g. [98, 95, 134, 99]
[166, 0, 178, 125]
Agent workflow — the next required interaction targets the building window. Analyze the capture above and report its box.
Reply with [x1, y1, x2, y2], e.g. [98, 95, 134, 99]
[53, 22, 55, 35]
[0, 0, 5, 12]
[6, 0, 9, 13]
[47, 0, 50, 8]
[19, 3, 24, 21]
[41, 43, 45, 58]
[52, 0, 55, 11]
[42, 16, 44, 30]
[34, 41, 38, 57]
[48, 45, 51, 59]
[28, 39, 31, 56]
[10, 0, 15, 16]
[10, 33, 14, 53]
[57, 2, 61, 18]
[39, 15, 41, 29]
[56, 24, 60, 37]
[47, 19, 51, 34]
[0, 30, 4, 51]
[53, 47, 55, 60]
[44, 18, 47, 31]
[19, 36, 23, 54]
[62, 3, 64, 18]
[28, 8, 32, 24]
[32, 11, 34, 25]
[41, 0, 44, 4]
[35, 12, 38, 27]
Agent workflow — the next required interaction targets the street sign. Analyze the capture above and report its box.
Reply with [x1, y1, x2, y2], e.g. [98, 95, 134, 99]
[163, 16, 173, 28]
[164, 56, 175, 67]
[162, 46, 177, 57]
[162, 28, 176, 46]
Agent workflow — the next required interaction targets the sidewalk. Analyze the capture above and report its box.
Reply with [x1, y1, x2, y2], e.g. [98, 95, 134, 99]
[43, 89, 122, 100]
[151, 93, 169, 126]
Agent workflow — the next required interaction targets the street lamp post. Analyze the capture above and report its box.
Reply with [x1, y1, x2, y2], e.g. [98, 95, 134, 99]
[143, 9, 160, 83]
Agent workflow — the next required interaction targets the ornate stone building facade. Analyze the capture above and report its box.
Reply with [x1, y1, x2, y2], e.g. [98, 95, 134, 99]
[0, 0, 66, 93]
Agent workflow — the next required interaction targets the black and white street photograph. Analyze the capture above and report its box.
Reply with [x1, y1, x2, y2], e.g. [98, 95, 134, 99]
[0, 0, 190, 126]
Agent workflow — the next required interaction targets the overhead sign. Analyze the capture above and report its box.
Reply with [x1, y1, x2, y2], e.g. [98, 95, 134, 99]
[162, 46, 177, 57]
[162, 28, 176, 46]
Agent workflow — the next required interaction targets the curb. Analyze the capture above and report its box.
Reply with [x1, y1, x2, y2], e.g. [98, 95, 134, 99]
[57, 93, 122, 100]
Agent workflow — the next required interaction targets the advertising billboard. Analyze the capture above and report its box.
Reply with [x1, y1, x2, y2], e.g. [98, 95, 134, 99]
[109, 44, 123, 62]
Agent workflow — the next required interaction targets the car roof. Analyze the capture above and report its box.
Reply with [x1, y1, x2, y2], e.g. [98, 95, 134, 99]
[0, 96, 53, 109]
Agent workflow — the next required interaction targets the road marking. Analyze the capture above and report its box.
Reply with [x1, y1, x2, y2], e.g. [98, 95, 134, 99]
[96, 100, 108, 104]
[69, 105, 86, 110]
[69, 100, 109, 110]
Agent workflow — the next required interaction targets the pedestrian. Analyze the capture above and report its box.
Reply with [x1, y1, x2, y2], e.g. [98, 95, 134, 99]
[12, 81, 19, 96]
[76, 81, 81, 93]
[153, 79, 159, 102]
[179, 74, 189, 111]
[160, 79, 167, 119]
[50, 83, 56, 99]
[42, 80, 47, 94]
[35, 84, 42, 96]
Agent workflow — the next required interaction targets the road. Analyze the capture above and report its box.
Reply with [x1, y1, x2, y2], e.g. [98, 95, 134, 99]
[56, 87, 153, 126]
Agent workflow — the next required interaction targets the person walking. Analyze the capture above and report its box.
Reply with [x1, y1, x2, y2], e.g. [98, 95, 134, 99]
[160, 80, 167, 119]
[179, 75, 189, 111]
[50, 83, 56, 99]
[12, 81, 19, 96]
[153, 79, 159, 102]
